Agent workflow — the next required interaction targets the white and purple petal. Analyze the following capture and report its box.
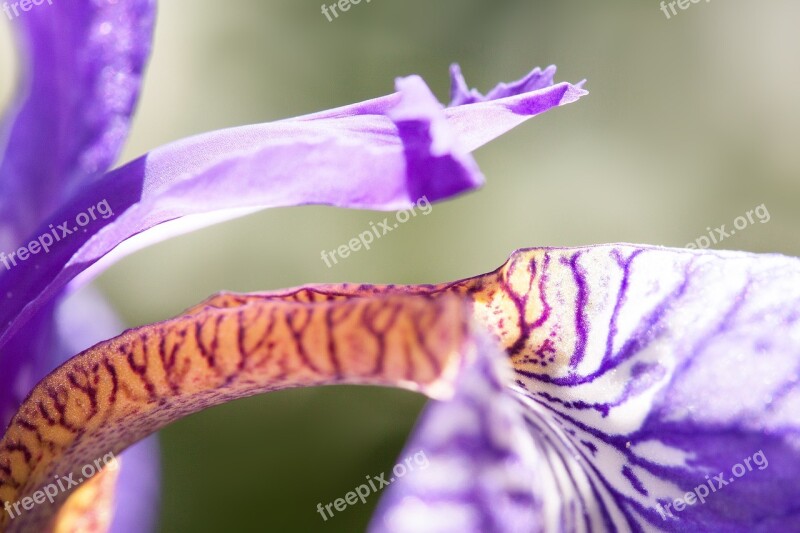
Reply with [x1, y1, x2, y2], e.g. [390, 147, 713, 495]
[507, 246, 800, 531]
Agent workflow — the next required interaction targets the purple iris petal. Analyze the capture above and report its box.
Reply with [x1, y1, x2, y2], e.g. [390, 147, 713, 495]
[0, 301, 56, 430]
[0, 3, 159, 530]
[0, 14, 583, 523]
[110, 437, 161, 533]
[0, 263, 130, 431]
[449, 64, 559, 106]
[374, 245, 800, 531]
[0, 0, 155, 245]
[444, 79, 585, 154]
[0, 69, 586, 351]
[0, 7, 587, 532]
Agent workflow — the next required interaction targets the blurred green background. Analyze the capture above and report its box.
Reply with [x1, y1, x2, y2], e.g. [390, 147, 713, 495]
[1, 0, 799, 531]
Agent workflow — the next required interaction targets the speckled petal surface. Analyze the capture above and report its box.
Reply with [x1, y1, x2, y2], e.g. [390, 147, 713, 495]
[0, 294, 473, 531]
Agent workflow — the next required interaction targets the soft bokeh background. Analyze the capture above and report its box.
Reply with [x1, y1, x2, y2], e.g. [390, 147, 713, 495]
[1, 1, 799, 531]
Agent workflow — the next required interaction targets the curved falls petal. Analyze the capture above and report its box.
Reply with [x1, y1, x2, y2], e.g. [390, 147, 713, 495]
[2, 245, 799, 532]
[0, 294, 474, 532]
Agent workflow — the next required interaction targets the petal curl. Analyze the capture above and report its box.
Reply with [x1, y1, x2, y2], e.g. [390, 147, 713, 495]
[0, 0, 156, 244]
[0, 67, 585, 351]
[449, 64, 559, 106]
[370, 246, 800, 531]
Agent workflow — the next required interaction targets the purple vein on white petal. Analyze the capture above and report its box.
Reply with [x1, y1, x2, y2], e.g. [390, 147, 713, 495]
[373, 245, 800, 531]
[505, 246, 800, 531]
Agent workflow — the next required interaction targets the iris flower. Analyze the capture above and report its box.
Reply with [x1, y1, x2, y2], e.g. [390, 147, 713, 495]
[2, 4, 798, 533]
[0, 2, 595, 532]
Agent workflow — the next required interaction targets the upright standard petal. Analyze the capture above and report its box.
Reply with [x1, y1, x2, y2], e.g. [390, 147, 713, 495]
[0, 0, 156, 245]
[0, 67, 586, 351]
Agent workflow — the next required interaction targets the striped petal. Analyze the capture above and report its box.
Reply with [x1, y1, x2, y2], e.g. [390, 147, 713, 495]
[497, 246, 799, 532]
[0, 293, 475, 532]
[200, 246, 800, 530]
